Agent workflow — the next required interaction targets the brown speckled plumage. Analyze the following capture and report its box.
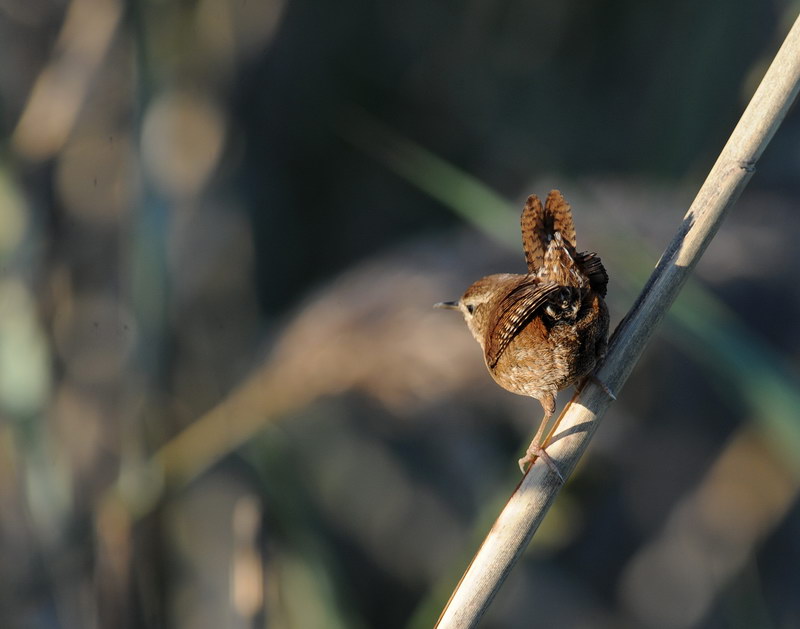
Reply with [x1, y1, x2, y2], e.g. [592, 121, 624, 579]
[438, 190, 609, 476]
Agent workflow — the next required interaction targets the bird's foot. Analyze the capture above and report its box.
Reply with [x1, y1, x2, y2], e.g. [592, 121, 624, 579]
[519, 442, 564, 483]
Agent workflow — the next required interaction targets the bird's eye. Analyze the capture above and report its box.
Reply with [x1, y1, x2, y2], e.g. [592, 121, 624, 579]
[466, 304, 475, 315]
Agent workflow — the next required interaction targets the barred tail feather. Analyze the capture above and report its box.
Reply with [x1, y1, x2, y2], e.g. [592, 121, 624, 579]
[544, 190, 577, 250]
[521, 194, 545, 272]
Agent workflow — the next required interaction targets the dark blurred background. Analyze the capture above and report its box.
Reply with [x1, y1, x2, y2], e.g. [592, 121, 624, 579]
[2, 1, 800, 628]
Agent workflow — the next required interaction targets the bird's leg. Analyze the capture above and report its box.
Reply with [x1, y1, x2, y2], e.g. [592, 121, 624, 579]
[518, 394, 564, 483]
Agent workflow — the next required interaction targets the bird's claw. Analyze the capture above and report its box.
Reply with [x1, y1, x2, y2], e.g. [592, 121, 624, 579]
[519, 444, 564, 484]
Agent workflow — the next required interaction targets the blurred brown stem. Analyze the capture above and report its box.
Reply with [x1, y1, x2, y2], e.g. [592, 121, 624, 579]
[435, 12, 800, 629]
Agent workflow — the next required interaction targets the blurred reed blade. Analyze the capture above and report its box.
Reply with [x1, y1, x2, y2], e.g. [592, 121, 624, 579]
[338, 106, 516, 244]
[12, 0, 123, 160]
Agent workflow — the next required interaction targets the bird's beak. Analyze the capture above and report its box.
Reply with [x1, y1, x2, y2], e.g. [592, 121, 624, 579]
[434, 301, 459, 310]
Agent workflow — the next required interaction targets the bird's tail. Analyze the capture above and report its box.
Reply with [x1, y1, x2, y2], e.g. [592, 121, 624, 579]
[521, 189, 577, 273]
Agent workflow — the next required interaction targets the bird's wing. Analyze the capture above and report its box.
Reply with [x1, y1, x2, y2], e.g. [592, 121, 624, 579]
[485, 279, 561, 368]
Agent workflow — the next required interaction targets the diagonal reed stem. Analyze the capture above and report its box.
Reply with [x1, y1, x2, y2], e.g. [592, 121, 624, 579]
[435, 13, 800, 629]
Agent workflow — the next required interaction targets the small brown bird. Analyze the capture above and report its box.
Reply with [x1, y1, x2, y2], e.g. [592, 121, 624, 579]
[437, 190, 610, 478]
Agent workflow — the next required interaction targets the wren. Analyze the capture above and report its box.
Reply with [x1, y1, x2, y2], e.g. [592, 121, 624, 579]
[436, 190, 610, 479]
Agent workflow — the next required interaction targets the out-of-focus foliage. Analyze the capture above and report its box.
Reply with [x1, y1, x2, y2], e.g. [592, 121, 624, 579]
[1, 1, 800, 628]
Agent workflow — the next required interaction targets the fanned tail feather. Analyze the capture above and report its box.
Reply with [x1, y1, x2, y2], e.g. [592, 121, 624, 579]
[521, 194, 545, 272]
[543, 190, 577, 251]
[521, 189, 578, 273]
